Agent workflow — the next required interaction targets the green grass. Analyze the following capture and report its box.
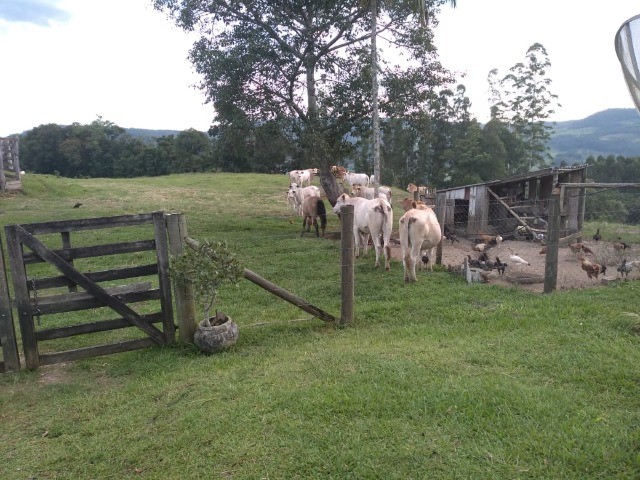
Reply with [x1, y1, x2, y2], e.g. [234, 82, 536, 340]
[1, 174, 640, 479]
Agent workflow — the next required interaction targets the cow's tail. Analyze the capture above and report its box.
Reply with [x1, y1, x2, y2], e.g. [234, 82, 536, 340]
[317, 199, 327, 233]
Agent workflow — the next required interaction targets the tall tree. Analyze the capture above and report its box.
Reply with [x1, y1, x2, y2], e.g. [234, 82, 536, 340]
[154, 0, 455, 203]
[488, 43, 560, 173]
[368, 0, 456, 194]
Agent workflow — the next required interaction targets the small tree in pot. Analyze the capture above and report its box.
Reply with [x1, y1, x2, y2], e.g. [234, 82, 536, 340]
[170, 239, 244, 352]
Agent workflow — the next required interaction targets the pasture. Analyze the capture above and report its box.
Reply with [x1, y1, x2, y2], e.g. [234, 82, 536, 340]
[1, 173, 639, 479]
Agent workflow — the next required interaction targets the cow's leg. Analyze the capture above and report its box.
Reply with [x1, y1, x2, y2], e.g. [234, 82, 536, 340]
[372, 233, 382, 268]
[403, 250, 412, 282]
[353, 227, 361, 258]
[313, 217, 319, 237]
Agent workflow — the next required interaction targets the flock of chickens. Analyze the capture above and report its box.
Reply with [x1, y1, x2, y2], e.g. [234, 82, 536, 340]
[460, 226, 637, 284]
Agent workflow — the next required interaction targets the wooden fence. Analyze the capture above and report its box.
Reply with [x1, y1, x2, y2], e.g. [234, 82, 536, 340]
[1, 209, 355, 372]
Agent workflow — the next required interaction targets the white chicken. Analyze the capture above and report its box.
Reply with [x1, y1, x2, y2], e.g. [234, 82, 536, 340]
[509, 252, 531, 267]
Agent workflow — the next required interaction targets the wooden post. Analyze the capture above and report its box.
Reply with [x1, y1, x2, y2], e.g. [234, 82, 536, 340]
[435, 194, 445, 265]
[5, 225, 39, 369]
[0, 141, 6, 192]
[0, 231, 20, 372]
[165, 213, 198, 343]
[340, 204, 354, 326]
[544, 188, 561, 293]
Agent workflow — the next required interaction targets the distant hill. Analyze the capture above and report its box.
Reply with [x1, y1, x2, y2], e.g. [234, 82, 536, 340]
[549, 108, 640, 164]
[125, 128, 181, 143]
[126, 109, 640, 163]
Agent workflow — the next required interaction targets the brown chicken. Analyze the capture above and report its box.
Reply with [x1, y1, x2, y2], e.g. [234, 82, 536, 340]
[579, 256, 604, 280]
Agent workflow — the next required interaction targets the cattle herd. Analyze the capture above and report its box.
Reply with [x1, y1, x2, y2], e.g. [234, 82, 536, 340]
[285, 167, 440, 282]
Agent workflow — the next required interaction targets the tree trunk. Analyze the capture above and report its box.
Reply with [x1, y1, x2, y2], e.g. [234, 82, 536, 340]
[320, 172, 342, 207]
[371, 0, 380, 195]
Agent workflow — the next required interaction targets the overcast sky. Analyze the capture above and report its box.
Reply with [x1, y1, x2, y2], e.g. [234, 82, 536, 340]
[1, 0, 639, 137]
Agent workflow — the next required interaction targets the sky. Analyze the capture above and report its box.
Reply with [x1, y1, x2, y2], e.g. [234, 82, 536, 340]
[0, 0, 639, 137]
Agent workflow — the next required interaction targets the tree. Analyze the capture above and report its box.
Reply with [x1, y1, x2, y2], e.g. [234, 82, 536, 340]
[488, 43, 560, 173]
[154, 0, 455, 203]
[368, 0, 456, 194]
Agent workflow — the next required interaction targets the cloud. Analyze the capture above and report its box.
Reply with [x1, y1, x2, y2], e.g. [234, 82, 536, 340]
[0, 0, 70, 26]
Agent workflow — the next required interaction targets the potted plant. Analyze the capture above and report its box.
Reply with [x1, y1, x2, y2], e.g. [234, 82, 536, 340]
[170, 239, 244, 353]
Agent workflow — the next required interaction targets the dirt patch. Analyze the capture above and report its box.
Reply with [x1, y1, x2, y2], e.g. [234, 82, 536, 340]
[388, 237, 638, 293]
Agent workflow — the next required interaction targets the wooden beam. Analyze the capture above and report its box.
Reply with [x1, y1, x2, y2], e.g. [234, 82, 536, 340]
[487, 188, 536, 235]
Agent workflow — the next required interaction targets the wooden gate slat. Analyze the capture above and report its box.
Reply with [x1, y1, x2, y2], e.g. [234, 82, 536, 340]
[36, 312, 165, 341]
[22, 240, 156, 265]
[19, 213, 155, 235]
[152, 211, 175, 344]
[16, 226, 165, 345]
[31, 263, 158, 290]
[0, 230, 20, 372]
[39, 338, 157, 366]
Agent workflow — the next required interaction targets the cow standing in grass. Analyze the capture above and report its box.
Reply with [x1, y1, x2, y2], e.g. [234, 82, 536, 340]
[399, 203, 442, 282]
[332, 193, 393, 270]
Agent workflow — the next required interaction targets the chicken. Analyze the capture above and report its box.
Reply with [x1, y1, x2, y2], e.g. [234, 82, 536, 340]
[581, 245, 594, 255]
[568, 242, 593, 255]
[509, 252, 531, 267]
[613, 237, 630, 251]
[593, 228, 601, 241]
[473, 243, 486, 252]
[568, 242, 584, 254]
[617, 258, 633, 278]
[73, 202, 83, 208]
[539, 246, 547, 255]
[579, 256, 604, 280]
[494, 257, 507, 276]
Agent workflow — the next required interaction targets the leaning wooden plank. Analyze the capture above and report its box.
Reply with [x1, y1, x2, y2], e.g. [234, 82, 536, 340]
[39, 338, 157, 366]
[36, 312, 164, 341]
[0, 231, 20, 371]
[31, 264, 158, 290]
[243, 268, 338, 323]
[487, 188, 536, 236]
[18, 213, 156, 235]
[22, 240, 156, 265]
[16, 226, 165, 344]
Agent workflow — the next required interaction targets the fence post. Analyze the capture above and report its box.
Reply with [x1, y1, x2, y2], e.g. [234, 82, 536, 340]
[544, 187, 561, 293]
[165, 213, 198, 343]
[435, 194, 445, 265]
[0, 231, 20, 372]
[340, 204, 354, 326]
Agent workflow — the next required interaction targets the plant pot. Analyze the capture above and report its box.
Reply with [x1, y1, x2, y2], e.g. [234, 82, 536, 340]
[193, 312, 239, 353]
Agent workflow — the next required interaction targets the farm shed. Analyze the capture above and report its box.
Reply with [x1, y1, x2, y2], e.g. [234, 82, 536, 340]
[436, 164, 588, 238]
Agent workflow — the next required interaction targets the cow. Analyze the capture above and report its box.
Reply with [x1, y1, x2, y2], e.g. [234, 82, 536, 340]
[289, 184, 321, 215]
[353, 185, 392, 201]
[330, 165, 347, 180]
[343, 172, 370, 190]
[332, 193, 393, 270]
[296, 168, 319, 187]
[399, 205, 442, 282]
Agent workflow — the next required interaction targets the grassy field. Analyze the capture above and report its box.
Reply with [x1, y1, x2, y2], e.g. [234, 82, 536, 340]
[1, 173, 639, 479]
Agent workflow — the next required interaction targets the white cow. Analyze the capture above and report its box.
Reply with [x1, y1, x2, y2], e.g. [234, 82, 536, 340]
[353, 185, 392, 201]
[296, 168, 319, 187]
[288, 169, 303, 184]
[343, 172, 370, 190]
[399, 205, 442, 282]
[289, 184, 321, 215]
[332, 193, 393, 270]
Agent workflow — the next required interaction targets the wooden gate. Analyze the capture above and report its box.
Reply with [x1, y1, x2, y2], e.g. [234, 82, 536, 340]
[4, 211, 175, 370]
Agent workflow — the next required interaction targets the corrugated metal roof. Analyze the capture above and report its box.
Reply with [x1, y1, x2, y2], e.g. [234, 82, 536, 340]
[436, 164, 588, 193]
